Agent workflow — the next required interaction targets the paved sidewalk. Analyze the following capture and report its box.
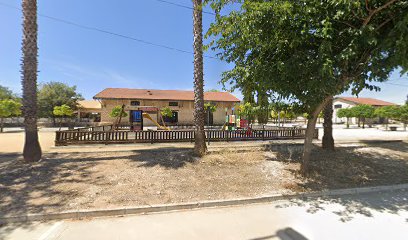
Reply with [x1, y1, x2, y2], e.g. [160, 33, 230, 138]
[2, 189, 407, 240]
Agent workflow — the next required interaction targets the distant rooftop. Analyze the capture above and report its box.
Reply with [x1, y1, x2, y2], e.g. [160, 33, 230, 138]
[335, 97, 397, 106]
[78, 100, 101, 109]
[94, 88, 240, 102]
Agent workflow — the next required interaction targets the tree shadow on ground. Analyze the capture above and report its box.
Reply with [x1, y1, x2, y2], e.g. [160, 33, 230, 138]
[0, 147, 196, 238]
[358, 140, 408, 152]
[275, 189, 408, 223]
[265, 141, 408, 222]
[264, 141, 408, 191]
[248, 227, 309, 240]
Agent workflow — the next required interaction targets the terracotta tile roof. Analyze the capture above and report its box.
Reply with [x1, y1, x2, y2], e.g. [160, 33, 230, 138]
[78, 100, 102, 109]
[94, 88, 241, 102]
[335, 97, 397, 106]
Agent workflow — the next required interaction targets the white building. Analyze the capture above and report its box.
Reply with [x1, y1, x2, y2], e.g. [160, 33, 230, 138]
[333, 97, 397, 124]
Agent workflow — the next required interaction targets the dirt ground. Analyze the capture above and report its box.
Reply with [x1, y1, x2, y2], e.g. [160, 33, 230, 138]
[0, 141, 407, 217]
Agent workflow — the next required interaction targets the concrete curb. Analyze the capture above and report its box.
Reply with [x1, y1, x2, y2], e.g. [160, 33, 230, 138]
[1, 183, 408, 224]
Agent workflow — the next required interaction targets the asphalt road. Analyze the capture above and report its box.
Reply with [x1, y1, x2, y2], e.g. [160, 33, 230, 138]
[1, 189, 407, 240]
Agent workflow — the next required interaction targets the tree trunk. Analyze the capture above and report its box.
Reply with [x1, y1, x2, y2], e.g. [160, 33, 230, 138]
[346, 117, 350, 128]
[362, 118, 365, 129]
[22, 0, 42, 162]
[322, 96, 334, 150]
[256, 89, 269, 124]
[301, 97, 331, 176]
[193, 0, 207, 156]
[0, 118, 4, 133]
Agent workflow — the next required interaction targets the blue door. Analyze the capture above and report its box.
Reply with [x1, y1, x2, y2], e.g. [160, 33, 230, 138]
[132, 110, 142, 122]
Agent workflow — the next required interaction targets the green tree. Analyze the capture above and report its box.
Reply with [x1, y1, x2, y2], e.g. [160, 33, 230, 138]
[270, 101, 290, 126]
[374, 105, 400, 130]
[206, 0, 408, 175]
[53, 104, 74, 130]
[22, 0, 42, 162]
[204, 102, 217, 113]
[109, 105, 127, 127]
[109, 105, 128, 118]
[204, 102, 217, 126]
[350, 105, 376, 128]
[0, 99, 22, 132]
[337, 108, 353, 128]
[160, 106, 173, 126]
[0, 85, 18, 100]
[237, 102, 257, 124]
[397, 104, 408, 131]
[206, 89, 220, 92]
[38, 82, 83, 125]
[160, 106, 173, 118]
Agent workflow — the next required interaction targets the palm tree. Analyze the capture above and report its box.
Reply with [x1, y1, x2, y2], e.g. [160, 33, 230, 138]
[22, 0, 42, 162]
[193, 0, 207, 156]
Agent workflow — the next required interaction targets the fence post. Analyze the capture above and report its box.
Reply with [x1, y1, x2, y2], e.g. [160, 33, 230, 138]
[151, 130, 155, 144]
[106, 130, 110, 145]
[55, 131, 60, 146]
[262, 125, 265, 141]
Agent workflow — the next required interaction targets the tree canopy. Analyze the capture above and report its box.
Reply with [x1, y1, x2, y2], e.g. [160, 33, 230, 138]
[204, 102, 217, 113]
[53, 104, 74, 118]
[206, 0, 408, 174]
[398, 104, 408, 130]
[160, 107, 173, 118]
[0, 85, 18, 100]
[109, 105, 128, 118]
[374, 105, 400, 119]
[38, 82, 83, 118]
[207, 0, 408, 111]
[0, 99, 22, 132]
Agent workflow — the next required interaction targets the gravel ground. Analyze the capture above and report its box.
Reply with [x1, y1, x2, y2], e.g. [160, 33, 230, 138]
[0, 141, 407, 217]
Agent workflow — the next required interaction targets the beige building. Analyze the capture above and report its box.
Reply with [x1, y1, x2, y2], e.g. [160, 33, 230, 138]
[77, 100, 102, 122]
[333, 97, 397, 124]
[93, 88, 241, 126]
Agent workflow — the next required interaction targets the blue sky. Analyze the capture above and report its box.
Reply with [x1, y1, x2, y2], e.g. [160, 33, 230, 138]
[0, 0, 407, 104]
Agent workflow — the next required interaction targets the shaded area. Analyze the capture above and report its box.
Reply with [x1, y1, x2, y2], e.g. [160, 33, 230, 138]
[249, 227, 309, 240]
[0, 141, 407, 238]
[264, 141, 408, 191]
[275, 189, 408, 223]
[0, 146, 294, 217]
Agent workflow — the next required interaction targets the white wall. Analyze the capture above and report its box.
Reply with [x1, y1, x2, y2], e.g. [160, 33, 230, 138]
[332, 99, 356, 124]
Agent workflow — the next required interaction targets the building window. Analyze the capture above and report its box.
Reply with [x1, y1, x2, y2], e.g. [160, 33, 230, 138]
[169, 101, 178, 106]
[334, 104, 342, 109]
[130, 101, 140, 106]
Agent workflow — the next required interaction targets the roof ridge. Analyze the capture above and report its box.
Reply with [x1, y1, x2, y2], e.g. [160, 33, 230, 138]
[93, 88, 240, 102]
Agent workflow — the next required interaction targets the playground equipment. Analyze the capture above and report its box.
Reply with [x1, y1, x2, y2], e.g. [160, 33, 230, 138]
[142, 112, 170, 130]
[128, 109, 170, 131]
[223, 114, 245, 130]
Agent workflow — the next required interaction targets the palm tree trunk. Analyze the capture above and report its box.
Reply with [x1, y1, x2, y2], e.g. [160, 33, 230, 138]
[22, 0, 42, 162]
[322, 96, 334, 150]
[193, 0, 207, 156]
